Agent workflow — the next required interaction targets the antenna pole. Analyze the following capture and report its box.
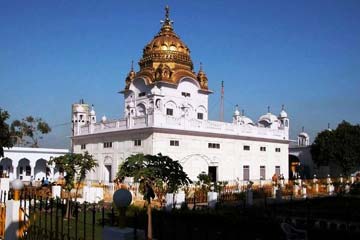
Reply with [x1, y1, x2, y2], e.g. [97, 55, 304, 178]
[220, 81, 224, 121]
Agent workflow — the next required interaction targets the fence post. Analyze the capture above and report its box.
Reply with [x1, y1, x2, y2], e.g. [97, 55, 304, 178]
[75, 201, 78, 240]
[92, 204, 96, 240]
[4, 179, 23, 240]
[84, 202, 87, 240]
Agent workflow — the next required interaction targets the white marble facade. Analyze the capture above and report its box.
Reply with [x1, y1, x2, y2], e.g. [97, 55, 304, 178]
[71, 8, 290, 183]
[72, 77, 290, 183]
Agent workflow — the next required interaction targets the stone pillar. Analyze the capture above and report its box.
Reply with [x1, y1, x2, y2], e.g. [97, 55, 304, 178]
[49, 166, 55, 182]
[208, 191, 218, 208]
[175, 191, 185, 209]
[165, 193, 174, 211]
[52, 185, 62, 199]
[11, 163, 18, 180]
[5, 200, 20, 239]
[30, 163, 35, 179]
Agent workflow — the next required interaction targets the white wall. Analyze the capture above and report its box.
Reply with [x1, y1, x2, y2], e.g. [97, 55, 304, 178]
[1, 147, 69, 181]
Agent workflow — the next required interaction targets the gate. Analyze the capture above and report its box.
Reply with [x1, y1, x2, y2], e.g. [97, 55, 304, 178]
[0, 203, 5, 239]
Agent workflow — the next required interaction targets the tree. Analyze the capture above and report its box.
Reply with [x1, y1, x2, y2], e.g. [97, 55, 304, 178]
[49, 152, 98, 218]
[311, 121, 360, 175]
[11, 116, 51, 147]
[116, 153, 191, 239]
[116, 153, 191, 194]
[0, 108, 14, 157]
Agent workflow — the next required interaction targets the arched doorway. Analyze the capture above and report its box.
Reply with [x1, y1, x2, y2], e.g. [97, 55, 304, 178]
[0, 158, 13, 179]
[289, 155, 300, 179]
[180, 154, 210, 181]
[34, 159, 49, 181]
[103, 156, 113, 183]
[17, 158, 31, 181]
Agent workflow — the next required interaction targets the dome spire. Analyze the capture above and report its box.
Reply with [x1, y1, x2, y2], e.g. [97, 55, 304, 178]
[197, 62, 208, 89]
[160, 5, 174, 32]
[124, 60, 136, 90]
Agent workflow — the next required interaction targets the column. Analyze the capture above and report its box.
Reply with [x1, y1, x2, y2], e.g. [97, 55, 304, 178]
[30, 163, 35, 179]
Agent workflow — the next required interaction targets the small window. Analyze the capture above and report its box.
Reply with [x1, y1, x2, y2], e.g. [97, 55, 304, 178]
[81, 144, 86, 150]
[275, 166, 281, 176]
[243, 145, 250, 151]
[208, 143, 220, 149]
[134, 139, 141, 146]
[243, 165, 250, 181]
[197, 113, 203, 120]
[170, 140, 179, 146]
[166, 108, 173, 116]
[260, 146, 266, 152]
[275, 148, 281, 152]
[103, 142, 113, 148]
[138, 92, 146, 97]
[260, 166, 266, 180]
[181, 92, 191, 97]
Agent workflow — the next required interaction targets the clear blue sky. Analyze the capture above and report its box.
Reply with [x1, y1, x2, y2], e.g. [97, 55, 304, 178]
[1, 0, 359, 148]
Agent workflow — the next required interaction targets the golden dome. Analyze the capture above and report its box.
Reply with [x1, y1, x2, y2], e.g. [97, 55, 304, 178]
[124, 6, 209, 91]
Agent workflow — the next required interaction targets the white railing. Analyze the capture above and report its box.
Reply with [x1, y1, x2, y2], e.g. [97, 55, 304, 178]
[76, 114, 287, 140]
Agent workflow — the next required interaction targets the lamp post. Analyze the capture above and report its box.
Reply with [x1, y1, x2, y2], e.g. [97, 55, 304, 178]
[113, 189, 132, 228]
[11, 179, 24, 201]
[4, 179, 25, 239]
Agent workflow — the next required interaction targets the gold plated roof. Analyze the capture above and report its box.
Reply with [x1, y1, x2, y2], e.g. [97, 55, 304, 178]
[124, 6, 209, 91]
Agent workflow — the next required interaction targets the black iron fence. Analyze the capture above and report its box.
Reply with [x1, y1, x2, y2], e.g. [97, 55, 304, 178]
[12, 182, 360, 240]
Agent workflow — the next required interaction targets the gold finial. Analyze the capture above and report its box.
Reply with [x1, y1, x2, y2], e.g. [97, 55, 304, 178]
[302, 126, 305, 132]
[200, 62, 203, 71]
[131, 60, 134, 71]
[165, 5, 170, 20]
[160, 5, 173, 27]
[281, 104, 285, 110]
[267, 106, 270, 113]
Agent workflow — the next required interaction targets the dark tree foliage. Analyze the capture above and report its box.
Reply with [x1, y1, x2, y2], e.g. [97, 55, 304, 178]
[49, 152, 98, 218]
[116, 153, 191, 193]
[0, 108, 13, 157]
[311, 121, 360, 175]
[11, 116, 51, 147]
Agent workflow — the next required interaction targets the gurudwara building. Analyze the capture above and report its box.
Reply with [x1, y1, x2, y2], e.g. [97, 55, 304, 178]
[71, 7, 290, 183]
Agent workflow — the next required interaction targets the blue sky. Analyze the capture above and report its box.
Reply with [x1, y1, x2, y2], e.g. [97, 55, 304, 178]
[1, 0, 359, 148]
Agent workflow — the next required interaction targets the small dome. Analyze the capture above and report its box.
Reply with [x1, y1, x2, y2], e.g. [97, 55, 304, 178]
[240, 116, 254, 125]
[298, 132, 309, 138]
[90, 105, 96, 116]
[101, 115, 107, 123]
[233, 105, 240, 116]
[258, 112, 278, 123]
[279, 109, 287, 119]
